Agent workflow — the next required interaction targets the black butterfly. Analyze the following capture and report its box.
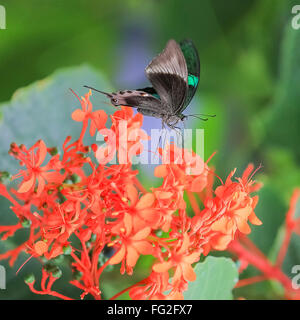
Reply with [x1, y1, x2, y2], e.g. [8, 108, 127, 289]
[85, 39, 211, 129]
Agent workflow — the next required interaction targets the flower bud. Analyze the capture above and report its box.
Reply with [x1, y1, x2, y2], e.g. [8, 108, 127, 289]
[21, 218, 31, 228]
[63, 245, 72, 255]
[49, 147, 58, 156]
[71, 174, 81, 184]
[0, 171, 12, 184]
[52, 267, 62, 279]
[24, 273, 35, 284]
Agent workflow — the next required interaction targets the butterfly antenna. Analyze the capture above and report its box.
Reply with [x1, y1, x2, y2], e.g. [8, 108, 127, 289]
[189, 113, 216, 117]
[188, 113, 216, 119]
[188, 115, 209, 121]
[97, 100, 116, 108]
[83, 85, 113, 98]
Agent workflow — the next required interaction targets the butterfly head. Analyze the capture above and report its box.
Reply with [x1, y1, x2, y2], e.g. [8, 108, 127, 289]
[83, 85, 122, 106]
[164, 114, 186, 128]
[110, 95, 119, 106]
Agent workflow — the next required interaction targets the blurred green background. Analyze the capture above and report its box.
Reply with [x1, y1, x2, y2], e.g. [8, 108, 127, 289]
[0, 0, 300, 299]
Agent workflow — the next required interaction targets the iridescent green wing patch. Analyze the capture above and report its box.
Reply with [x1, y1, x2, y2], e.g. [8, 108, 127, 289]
[180, 39, 200, 110]
[188, 74, 199, 87]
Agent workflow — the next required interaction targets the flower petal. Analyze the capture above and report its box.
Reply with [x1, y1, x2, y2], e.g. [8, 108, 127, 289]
[91, 110, 108, 131]
[136, 193, 155, 210]
[189, 175, 207, 192]
[133, 240, 154, 255]
[109, 245, 126, 265]
[184, 251, 201, 264]
[153, 261, 173, 273]
[155, 191, 173, 200]
[18, 174, 36, 193]
[36, 175, 45, 196]
[154, 165, 168, 178]
[139, 208, 159, 223]
[125, 184, 138, 206]
[182, 262, 197, 282]
[36, 140, 47, 167]
[249, 210, 262, 226]
[126, 246, 140, 267]
[71, 109, 86, 122]
[131, 227, 151, 241]
[123, 212, 133, 235]
[235, 216, 251, 234]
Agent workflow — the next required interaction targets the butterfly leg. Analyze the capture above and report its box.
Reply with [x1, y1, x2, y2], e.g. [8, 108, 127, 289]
[168, 124, 184, 149]
[153, 121, 165, 161]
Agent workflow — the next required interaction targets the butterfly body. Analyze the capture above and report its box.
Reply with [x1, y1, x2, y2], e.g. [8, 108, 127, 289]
[107, 88, 185, 126]
[85, 39, 201, 129]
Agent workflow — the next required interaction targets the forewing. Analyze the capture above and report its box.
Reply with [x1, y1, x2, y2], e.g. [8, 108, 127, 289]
[109, 90, 162, 114]
[136, 87, 160, 99]
[145, 39, 188, 114]
[179, 39, 200, 110]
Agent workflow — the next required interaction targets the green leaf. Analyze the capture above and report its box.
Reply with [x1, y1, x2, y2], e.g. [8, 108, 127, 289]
[184, 256, 238, 300]
[264, 24, 300, 160]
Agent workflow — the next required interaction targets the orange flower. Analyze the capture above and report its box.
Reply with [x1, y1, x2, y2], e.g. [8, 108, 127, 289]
[153, 234, 201, 287]
[71, 90, 107, 136]
[12, 140, 52, 196]
[206, 165, 262, 251]
[33, 241, 48, 256]
[111, 184, 160, 233]
[129, 271, 170, 300]
[109, 217, 154, 274]
[154, 144, 209, 193]
[0, 89, 267, 301]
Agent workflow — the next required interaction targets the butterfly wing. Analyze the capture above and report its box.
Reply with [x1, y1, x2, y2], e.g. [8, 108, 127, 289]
[145, 39, 188, 115]
[83, 85, 163, 115]
[136, 87, 160, 99]
[179, 39, 200, 110]
[107, 90, 163, 114]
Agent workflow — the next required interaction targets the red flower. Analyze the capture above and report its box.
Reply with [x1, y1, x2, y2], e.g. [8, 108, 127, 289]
[0, 90, 267, 301]
[129, 272, 170, 300]
[197, 164, 262, 252]
[153, 233, 201, 287]
[71, 90, 107, 136]
[11, 140, 53, 196]
[109, 220, 154, 274]
[154, 144, 209, 193]
[112, 184, 160, 233]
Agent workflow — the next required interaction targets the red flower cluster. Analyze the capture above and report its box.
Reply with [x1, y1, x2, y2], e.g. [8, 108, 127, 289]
[0, 91, 262, 300]
[229, 188, 300, 300]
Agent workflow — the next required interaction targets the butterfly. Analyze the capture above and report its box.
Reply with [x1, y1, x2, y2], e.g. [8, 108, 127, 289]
[85, 39, 212, 129]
